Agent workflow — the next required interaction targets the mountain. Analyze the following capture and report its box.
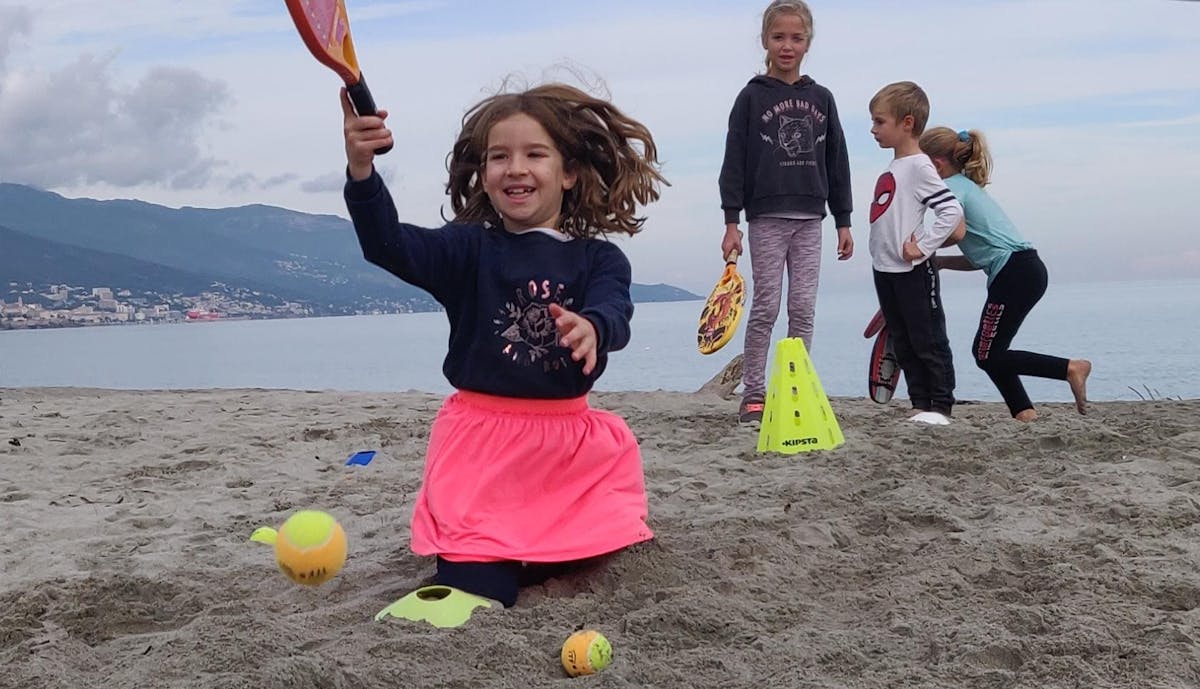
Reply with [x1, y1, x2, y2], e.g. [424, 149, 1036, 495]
[0, 224, 232, 297]
[0, 183, 700, 314]
[630, 283, 699, 303]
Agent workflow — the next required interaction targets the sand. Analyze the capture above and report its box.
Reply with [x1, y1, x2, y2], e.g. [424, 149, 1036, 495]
[1, 387, 1198, 688]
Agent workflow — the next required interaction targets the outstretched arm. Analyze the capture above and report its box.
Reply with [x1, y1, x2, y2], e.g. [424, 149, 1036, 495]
[549, 304, 600, 376]
[554, 243, 634, 376]
[933, 254, 979, 271]
[343, 88, 394, 181]
[341, 88, 474, 302]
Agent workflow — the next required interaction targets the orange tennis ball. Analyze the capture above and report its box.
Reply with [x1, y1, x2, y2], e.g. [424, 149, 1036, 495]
[273, 510, 347, 586]
[561, 629, 612, 677]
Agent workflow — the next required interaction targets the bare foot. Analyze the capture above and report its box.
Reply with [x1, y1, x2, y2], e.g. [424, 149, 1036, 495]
[1014, 409, 1038, 422]
[1067, 359, 1091, 415]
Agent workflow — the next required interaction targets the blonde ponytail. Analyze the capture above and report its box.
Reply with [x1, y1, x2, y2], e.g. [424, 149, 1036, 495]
[919, 126, 993, 187]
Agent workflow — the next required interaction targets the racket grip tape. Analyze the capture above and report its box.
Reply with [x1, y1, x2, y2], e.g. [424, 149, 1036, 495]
[348, 75, 392, 155]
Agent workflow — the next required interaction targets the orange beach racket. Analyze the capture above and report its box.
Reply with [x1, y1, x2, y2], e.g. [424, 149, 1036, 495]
[284, 0, 391, 154]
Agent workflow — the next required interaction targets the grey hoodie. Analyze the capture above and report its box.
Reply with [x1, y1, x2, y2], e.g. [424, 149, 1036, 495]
[718, 74, 852, 228]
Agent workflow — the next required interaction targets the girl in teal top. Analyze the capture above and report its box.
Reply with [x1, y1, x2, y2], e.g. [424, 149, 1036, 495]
[918, 127, 1091, 421]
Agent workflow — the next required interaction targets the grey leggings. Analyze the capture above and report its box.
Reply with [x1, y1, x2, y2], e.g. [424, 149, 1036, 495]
[741, 216, 823, 399]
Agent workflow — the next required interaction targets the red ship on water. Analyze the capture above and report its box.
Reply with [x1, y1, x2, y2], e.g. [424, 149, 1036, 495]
[185, 309, 220, 321]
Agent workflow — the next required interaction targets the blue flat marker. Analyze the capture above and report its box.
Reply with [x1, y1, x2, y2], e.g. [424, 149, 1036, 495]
[345, 450, 377, 466]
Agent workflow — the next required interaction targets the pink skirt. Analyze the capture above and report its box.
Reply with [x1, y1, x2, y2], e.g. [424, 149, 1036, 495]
[410, 391, 653, 563]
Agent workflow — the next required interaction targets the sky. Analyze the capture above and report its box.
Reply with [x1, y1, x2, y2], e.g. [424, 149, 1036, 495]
[1, 0, 1198, 296]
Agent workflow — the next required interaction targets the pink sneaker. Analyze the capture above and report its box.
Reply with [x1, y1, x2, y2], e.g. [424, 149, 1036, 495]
[738, 396, 764, 424]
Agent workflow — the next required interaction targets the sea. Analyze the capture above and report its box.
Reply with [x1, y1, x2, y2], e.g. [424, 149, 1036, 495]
[2, 278, 1197, 403]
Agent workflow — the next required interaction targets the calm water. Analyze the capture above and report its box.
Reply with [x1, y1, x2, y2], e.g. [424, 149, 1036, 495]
[2, 279, 1196, 402]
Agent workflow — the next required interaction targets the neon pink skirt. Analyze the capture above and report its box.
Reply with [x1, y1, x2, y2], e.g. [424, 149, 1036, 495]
[410, 391, 653, 563]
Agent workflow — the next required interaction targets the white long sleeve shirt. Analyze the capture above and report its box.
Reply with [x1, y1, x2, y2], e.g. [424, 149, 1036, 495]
[868, 153, 963, 273]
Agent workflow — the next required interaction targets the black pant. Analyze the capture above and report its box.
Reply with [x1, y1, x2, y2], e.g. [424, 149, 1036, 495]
[874, 261, 955, 415]
[972, 250, 1069, 417]
[435, 557, 595, 608]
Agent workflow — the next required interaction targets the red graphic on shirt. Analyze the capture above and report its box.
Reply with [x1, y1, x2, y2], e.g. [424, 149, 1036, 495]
[870, 172, 896, 223]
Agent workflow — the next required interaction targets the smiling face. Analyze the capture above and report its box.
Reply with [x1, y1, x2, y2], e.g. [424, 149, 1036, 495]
[481, 112, 577, 233]
[762, 12, 810, 81]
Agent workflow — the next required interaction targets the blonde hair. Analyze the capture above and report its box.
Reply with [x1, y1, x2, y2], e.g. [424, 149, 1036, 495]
[868, 81, 930, 136]
[760, 0, 813, 71]
[920, 127, 993, 187]
[446, 83, 667, 239]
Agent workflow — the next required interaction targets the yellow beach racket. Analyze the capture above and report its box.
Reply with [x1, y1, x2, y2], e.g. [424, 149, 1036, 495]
[697, 251, 746, 355]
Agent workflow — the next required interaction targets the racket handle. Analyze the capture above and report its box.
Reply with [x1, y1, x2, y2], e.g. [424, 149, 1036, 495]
[348, 75, 392, 155]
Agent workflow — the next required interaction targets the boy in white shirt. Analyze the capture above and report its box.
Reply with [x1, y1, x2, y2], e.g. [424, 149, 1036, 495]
[867, 81, 964, 424]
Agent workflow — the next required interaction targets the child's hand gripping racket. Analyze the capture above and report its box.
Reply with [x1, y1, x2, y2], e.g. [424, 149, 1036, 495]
[284, 0, 391, 154]
[697, 251, 746, 355]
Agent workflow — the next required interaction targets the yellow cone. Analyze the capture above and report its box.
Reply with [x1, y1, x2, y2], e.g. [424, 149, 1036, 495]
[757, 338, 844, 454]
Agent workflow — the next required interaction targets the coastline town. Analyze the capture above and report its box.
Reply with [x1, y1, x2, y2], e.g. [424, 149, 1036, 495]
[0, 283, 312, 330]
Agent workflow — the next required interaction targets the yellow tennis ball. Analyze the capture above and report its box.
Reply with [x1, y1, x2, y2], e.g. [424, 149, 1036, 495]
[274, 510, 347, 586]
[561, 629, 612, 677]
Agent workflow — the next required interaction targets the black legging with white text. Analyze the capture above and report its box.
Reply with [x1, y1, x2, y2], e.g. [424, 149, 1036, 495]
[972, 249, 1069, 416]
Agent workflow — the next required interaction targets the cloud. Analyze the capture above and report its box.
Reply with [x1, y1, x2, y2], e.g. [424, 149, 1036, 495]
[225, 173, 255, 192]
[227, 172, 301, 192]
[300, 173, 348, 194]
[261, 173, 299, 189]
[0, 49, 229, 189]
[3, 0, 1198, 292]
[0, 5, 32, 76]
[1119, 113, 1200, 129]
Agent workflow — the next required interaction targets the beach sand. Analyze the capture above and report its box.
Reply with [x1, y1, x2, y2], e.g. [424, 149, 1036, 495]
[2, 387, 1198, 688]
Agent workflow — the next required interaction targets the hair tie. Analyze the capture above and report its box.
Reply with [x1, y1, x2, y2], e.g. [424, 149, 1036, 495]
[957, 130, 970, 143]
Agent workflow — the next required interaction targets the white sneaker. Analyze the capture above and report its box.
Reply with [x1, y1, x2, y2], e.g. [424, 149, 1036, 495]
[908, 411, 950, 425]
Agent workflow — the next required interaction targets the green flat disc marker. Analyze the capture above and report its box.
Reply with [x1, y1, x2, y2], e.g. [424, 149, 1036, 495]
[374, 585, 494, 628]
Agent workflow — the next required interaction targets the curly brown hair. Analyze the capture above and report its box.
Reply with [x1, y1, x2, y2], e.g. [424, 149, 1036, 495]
[446, 83, 667, 239]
